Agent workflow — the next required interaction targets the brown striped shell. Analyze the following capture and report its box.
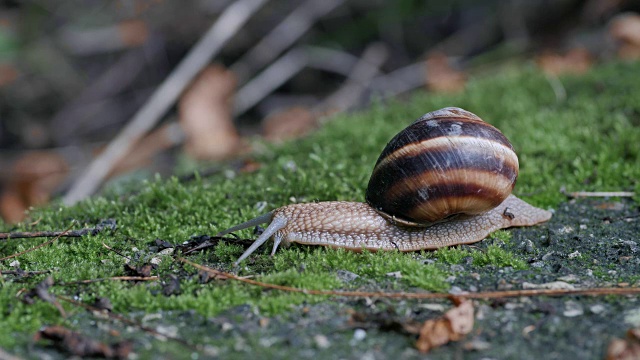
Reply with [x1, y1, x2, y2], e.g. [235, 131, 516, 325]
[365, 107, 519, 227]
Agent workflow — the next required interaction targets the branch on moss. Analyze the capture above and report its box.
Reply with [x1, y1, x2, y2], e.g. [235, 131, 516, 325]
[179, 257, 640, 300]
[0, 219, 116, 241]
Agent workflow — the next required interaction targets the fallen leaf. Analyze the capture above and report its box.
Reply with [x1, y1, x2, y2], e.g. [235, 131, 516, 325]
[536, 48, 594, 75]
[424, 52, 467, 93]
[262, 106, 317, 142]
[21, 276, 66, 317]
[0, 62, 19, 87]
[106, 122, 183, 178]
[34, 325, 132, 359]
[118, 19, 148, 47]
[607, 328, 640, 360]
[179, 65, 241, 160]
[124, 263, 153, 278]
[416, 299, 474, 353]
[609, 13, 640, 60]
[0, 151, 68, 223]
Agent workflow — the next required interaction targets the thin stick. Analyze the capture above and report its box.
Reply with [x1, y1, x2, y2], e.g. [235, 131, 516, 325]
[0, 224, 112, 241]
[63, 0, 268, 205]
[179, 257, 640, 300]
[230, 0, 344, 83]
[0, 223, 75, 261]
[316, 42, 388, 114]
[568, 191, 635, 198]
[58, 276, 159, 285]
[0, 270, 51, 276]
[234, 46, 363, 115]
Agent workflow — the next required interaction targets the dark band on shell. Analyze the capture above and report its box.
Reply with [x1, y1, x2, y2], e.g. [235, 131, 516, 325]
[366, 107, 519, 227]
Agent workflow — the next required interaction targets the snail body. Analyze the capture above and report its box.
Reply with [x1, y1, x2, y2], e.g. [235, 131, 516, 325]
[218, 107, 552, 265]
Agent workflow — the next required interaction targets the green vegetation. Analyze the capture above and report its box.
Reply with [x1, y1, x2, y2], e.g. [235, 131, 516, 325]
[1, 61, 640, 350]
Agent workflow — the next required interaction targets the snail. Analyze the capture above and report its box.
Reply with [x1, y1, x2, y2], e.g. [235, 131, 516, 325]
[218, 107, 552, 265]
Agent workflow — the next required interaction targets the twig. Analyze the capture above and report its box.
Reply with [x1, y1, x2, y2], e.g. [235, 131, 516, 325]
[0, 220, 115, 241]
[316, 42, 389, 115]
[230, 0, 345, 83]
[0, 270, 51, 276]
[544, 72, 567, 102]
[102, 243, 131, 261]
[369, 62, 425, 98]
[57, 295, 199, 350]
[58, 276, 159, 285]
[234, 46, 363, 115]
[567, 191, 635, 198]
[0, 223, 75, 261]
[179, 257, 640, 300]
[50, 34, 166, 144]
[63, 0, 268, 205]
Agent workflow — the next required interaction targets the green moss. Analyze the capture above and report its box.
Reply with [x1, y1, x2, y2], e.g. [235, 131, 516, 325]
[1, 61, 640, 350]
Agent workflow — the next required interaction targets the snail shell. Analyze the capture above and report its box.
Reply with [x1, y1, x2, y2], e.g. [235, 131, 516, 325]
[218, 107, 551, 265]
[366, 107, 518, 227]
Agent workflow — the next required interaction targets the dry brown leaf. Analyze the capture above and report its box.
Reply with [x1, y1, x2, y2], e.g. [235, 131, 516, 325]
[34, 325, 132, 359]
[424, 52, 467, 93]
[0, 63, 19, 87]
[179, 65, 241, 160]
[536, 48, 594, 75]
[106, 123, 182, 178]
[117, 19, 149, 47]
[262, 106, 317, 142]
[416, 299, 474, 353]
[0, 151, 68, 223]
[609, 13, 640, 60]
[607, 328, 640, 360]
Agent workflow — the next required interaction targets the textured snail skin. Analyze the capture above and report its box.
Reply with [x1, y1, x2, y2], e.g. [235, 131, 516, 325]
[270, 195, 550, 251]
[223, 195, 551, 264]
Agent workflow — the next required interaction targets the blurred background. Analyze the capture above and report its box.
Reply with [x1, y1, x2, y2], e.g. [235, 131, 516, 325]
[0, 0, 639, 223]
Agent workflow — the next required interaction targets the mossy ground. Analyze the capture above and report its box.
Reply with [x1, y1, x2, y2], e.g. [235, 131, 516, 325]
[1, 61, 639, 358]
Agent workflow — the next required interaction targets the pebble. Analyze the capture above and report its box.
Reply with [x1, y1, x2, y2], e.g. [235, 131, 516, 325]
[314, 334, 331, 349]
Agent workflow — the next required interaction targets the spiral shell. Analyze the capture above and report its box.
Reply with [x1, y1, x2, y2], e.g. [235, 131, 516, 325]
[365, 107, 519, 227]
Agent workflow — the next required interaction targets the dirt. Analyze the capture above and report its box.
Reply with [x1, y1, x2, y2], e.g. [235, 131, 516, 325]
[26, 197, 640, 359]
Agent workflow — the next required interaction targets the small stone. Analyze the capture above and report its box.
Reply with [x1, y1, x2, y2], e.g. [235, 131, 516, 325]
[419, 303, 446, 312]
[590, 304, 606, 314]
[522, 281, 575, 290]
[470, 273, 481, 280]
[624, 308, 640, 327]
[352, 329, 366, 342]
[335, 270, 359, 282]
[541, 252, 555, 261]
[496, 279, 513, 290]
[556, 274, 579, 283]
[314, 334, 330, 349]
[568, 251, 581, 259]
[385, 271, 403, 278]
[463, 339, 491, 351]
[445, 276, 457, 283]
[450, 264, 465, 272]
[221, 322, 234, 332]
[9, 260, 20, 267]
[563, 301, 584, 317]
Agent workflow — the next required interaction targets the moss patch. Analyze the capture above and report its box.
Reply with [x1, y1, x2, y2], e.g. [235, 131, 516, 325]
[1, 61, 640, 354]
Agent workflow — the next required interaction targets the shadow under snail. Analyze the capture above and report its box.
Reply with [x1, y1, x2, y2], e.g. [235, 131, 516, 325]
[218, 107, 552, 265]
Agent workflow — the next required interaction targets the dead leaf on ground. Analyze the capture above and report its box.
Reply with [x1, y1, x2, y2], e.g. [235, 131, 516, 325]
[34, 325, 132, 359]
[262, 106, 318, 142]
[424, 52, 467, 93]
[0, 151, 68, 223]
[0, 62, 19, 87]
[416, 299, 475, 353]
[609, 13, 640, 60]
[21, 276, 67, 317]
[105, 122, 183, 178]
[607, 328, 640, 360]
[117, 19, 149, 47]
[124, 263, 153, 278]
[536, 48, 594, 75]
[179, 65, 242, 160]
